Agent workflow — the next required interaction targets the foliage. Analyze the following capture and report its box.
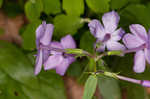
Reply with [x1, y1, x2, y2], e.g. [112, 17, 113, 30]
[0, 0, 150, 99]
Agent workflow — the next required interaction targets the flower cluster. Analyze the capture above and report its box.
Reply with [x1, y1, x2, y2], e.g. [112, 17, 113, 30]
[88, 11, 150, 73]
[35, 21, 76, 76]
[34, 11, 150, 87]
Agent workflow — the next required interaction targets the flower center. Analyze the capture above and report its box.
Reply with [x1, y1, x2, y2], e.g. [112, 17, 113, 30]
[102, 33, 111, 43]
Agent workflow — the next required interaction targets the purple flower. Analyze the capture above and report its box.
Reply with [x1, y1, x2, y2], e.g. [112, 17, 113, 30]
[35, 21, 54, 75]
[88, 11, 125, 51]
[44, 35, 76, 76]
[123, 24, 150, 73]
[35, 21, 76, 76]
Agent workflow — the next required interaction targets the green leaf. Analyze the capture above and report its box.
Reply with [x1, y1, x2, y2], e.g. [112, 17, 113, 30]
[83, 75, 97, 99]
[126, 84, 148, 99]
[63, 0, 84, 16]
[0, 41, 66, 99]
[80, 31, 95, 53]
[67, 60, 82, 77]
[22, 20, 41, 50]
[42, 0, 61, 15]
[120, 4, 150, 29]
[110, 0, 128, 9]
[86, 0, 110, 13]
[0, 41, 39, 89]
[54, 14, 83, 37]
[110, 0, 141, 10]
[0, 0, 3, 8]
[37, 71, 67, 99]
[25, 0, 43, 21]
[98, 76, 121, 99]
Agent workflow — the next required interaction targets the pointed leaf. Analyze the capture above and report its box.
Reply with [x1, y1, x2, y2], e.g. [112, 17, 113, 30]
[63, 0, 84, 16]
[0, 41, 66, 99]
[43, 0, 61, 15]
[86, 0, 110, 13]
[25, 0, 43, 21]
[54, 14, 83, 37]
[83, 75, 97, 99]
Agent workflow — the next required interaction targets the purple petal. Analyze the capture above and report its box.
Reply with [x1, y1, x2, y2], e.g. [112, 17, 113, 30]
[133, 50, 146, 73]
[40, 24, 54, 45]
[36, 21, 46, 39]
[145, 48, 150, 64]
[60, 35, 76, 49]
[36, 24, 44, 48]
[67, 56, 76, 64]
[55, 58, 70, 76]
[141, 80, 150, 87]
[106, 41, 125, 51]
[147, 30, 150, 49]
[102, 11, 120, 33]
[44, 55, 64, 70]
[129, 24, 148, 41]
[123, 33, 145, 49]
[96, 44, 105, 52]
[111, 28, 125, 41]
[88, 19, 105, 39]
[34, 49, 43, 75]
[50, 42, 63, 55]
[43, 50, 50, 62]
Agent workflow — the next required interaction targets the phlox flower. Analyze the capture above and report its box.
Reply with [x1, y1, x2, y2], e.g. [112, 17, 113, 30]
[35, 21, 76, 75]
[44, 35, 76, 76]
[88, 11, 125, 51]
[123, 24, 150, 73]
[35, 21, 53, 75]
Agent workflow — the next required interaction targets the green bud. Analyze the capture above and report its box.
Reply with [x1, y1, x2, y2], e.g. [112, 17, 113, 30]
[104, 72, 118, 79]
[65, 48, 83, 54]
[107, 50, 123, 56]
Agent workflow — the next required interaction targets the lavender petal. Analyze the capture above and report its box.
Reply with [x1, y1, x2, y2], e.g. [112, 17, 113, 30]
[148, 30, 150, 49]
[40, 24, 54, 46]
[34, 49, 43, 75]
[106, 41, 125, 51]
[44, 55, 64, 70]
[141, 80, 150, 87]
[88, 19, 105, 39]
[111, 28, 125, 41]
[123, 33, 145, 49]
[129, 24, 148, 41]
[145, 48, 150, 64]
[102, 11, 120, 33]
[67, 56, 76, 64]
[133, 50, 146, 73]
[55, 58, 70, 76]
[60, 35, 76, 49]
[36, 24, 44, 49]
[96, 44, 105, 52]
[43, 50, 50, 63]
[50, 42, 63, 55]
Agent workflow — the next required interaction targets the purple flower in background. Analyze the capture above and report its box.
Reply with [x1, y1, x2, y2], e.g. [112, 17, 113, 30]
[123, 24, 150, 73]
[88, 11, 125, 51]
[35, 21, 54, 75]
[44, 35, 76, 76]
